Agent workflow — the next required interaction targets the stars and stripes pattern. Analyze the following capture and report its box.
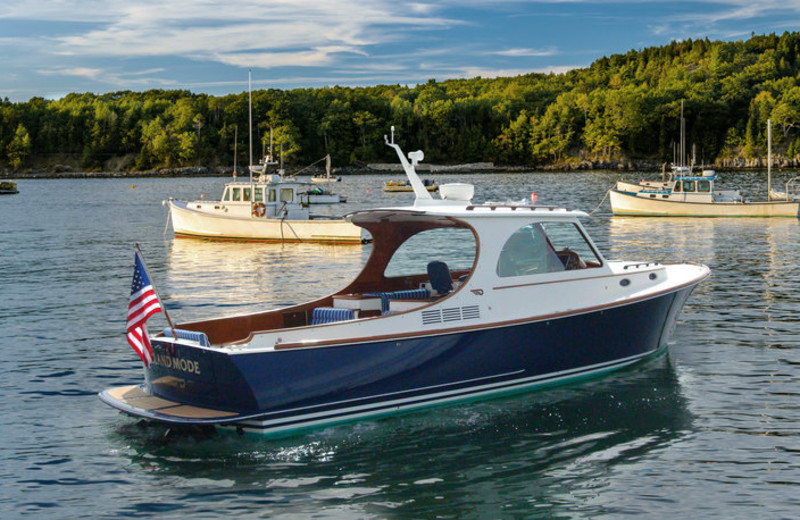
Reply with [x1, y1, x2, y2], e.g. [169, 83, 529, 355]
[127, 251, 163, 366]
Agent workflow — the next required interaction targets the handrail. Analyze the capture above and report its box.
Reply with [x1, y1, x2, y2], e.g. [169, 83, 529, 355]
[786, 175, 800, 200]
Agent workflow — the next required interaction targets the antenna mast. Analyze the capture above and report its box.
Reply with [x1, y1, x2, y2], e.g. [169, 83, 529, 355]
[248, 70, 253, 183]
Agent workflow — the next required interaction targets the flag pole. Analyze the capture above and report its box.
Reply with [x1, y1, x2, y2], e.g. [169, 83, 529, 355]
[135, 243, 178, 339]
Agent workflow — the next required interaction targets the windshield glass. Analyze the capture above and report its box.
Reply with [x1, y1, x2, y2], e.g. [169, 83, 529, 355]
[497, 221, 602, 277]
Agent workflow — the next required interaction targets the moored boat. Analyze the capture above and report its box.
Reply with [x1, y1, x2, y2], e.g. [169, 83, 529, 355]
[101, 130, 709, 436]
[165, 108, 357, 243]
[609, 169, 800, 217]
[165, 174, 365, 243]
[384, 178, 437, 192]
[311, 174, 341, 183]
[0, 181, 19, 195]
[310, 155, 341, 183]
[610, 116, 799, 217]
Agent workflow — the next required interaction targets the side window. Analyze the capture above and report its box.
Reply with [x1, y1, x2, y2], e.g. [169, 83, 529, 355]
[497, 222, 602, 277]
[280, 188, 294, 202]
[697, 180, 711, 192]
[243, 188, 251, 201]
[385, 228, 476, 277]
[254, 187, 264, 202]
[268, 189, 276, 202]
[682, 180, 695, 192]
[232, 188, 241, 201]
[222, 188, 231, 201]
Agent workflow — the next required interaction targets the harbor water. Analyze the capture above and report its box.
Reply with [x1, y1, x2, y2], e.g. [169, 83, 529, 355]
[1, 171, 799, 518]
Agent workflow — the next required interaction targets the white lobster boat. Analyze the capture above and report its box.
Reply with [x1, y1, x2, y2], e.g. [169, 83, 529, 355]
[610, 118, 799, 217]
[166, 174, 366, 244]
[609, 169, 800, 217]
[101, 130, 709, 436]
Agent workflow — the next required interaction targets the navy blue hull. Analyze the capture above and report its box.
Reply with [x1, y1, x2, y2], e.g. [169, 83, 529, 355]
[135, 286, 693, 433]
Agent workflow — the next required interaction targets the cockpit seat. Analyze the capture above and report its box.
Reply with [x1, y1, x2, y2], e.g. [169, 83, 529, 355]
[162, 328, 211, 346]
[365, 289, 430, 312]
[427, 260, 454, 295]
[311, 307, 355, 325]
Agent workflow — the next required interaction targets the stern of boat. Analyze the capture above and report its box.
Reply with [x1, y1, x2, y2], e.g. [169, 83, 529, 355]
[100, 336, 259, 426]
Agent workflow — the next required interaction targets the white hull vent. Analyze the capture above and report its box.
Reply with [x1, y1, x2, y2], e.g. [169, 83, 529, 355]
[421, 305, 481, 325]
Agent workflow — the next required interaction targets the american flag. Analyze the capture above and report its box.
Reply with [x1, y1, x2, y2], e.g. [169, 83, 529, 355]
[127, 251, 163, 366]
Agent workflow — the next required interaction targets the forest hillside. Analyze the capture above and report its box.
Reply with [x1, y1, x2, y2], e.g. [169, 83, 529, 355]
[3, 32, 800, 174]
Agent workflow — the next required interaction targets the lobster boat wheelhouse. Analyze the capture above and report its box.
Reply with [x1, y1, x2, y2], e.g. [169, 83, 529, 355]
[101, 131, 709, 436]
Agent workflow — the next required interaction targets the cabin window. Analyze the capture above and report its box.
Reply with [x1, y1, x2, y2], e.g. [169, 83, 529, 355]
[254, 187, 264, 202]
[222, 188, 231, 201]
[280, 188, 294, 202]
[243, 188, 251, 201]
[682, 181, 695, 192]
[674, 182, 682, 193]
[497, 222, 601, 277]
[232, 188, 241, 201]
[269, 189, 277, 202]
[384, 228, 476, 278]
[697, 180, 711, 192]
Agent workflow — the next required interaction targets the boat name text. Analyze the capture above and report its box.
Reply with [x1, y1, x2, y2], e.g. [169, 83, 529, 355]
[153, 354, 201, 375]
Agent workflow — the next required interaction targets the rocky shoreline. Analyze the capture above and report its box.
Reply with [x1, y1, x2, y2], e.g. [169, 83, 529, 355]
[4, 156, 800, 179]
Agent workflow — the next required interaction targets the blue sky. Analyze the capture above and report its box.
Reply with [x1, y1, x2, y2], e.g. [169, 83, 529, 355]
[1, 0, 799, 102]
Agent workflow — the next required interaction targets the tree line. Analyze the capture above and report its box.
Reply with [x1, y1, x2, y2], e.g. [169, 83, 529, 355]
[4, 31, 800, 172]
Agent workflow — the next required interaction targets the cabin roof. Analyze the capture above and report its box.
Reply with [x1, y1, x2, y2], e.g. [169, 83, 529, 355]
[346, 202, 587, 227]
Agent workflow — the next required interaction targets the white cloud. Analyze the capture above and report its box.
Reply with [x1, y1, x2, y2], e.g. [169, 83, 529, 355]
[38, 65, 175, 88]
[638, 0, 800, 37]
[0, 1, 470, 96]
[12, 1, 457, 61]
[491, 47, 557, 57]
[215, 50, 336, 69]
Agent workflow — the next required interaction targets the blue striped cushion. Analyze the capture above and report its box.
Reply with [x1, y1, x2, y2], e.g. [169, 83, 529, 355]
[364, 289, 430, 312]
[162, 328, 210, 346]
[311, 307, 355, 325]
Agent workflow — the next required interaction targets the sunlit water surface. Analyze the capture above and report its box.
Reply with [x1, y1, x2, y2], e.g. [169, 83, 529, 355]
[1, 170, 799, 518]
